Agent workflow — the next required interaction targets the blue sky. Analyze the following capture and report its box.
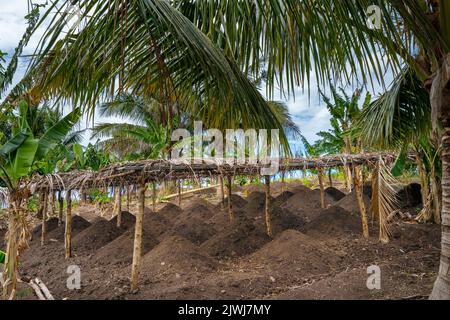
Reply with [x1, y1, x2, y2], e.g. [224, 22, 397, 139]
[0, 1, 393, 151]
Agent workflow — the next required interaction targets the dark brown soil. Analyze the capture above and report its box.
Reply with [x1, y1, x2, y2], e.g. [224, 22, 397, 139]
[243, 230, 343, 286]
[325, 187, 346, 201]
[218, 194, 248, 209]
[301, 206, 362, 237]
[281, 188, 337, 222]
[31, 218, 60, 242]
[43, 215, 91, 242]
[72, 212, 134, 253]
[157, 203, 182, 221]
[335, 192, 371, 215]
[201, 218, 270, 258]
[93, 228, 159, 266]
[163, 203, 217, 245]
[16, 182, 441, 300]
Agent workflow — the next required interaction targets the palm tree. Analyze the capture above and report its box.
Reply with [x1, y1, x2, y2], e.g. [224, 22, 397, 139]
[91, 94, 176, 160]
[25, 0, 450, 299]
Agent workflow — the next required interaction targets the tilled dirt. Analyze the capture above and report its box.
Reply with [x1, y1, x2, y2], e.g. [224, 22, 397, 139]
[17, 183, 441, 300]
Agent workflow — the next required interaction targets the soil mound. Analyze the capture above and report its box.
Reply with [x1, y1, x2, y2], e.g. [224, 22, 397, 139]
[31, 218, 60, 241]
[45, 215, 91, 241]
[93, 228, 159, 266]
[325, 187, 346, 201]
[269, 207, 306, 234]
[109, 211, 136, 229]
[218, 194, 248, 209]
[249, 229, 340, 275]
[201, 220, 270, 258]
[396, 183, 422, 208]
[158, 203, 182, 221]
[141, 235, 218, 277]
[244, 192, 270, 217]
[281, 188, 335, 222]
[390, 223, 441, 250]
[72, 216, 130, 253]
[142, 210, 172, 238]
[164, 203, 217, 244]
[335, 192, 370, 214]
[302, 206, 361, 237]
[273, 191, 294, 207]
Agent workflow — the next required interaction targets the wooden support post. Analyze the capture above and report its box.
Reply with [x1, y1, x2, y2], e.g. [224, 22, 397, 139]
[328, 169, 333, 187]
[318, 169, 326, 209]
[265, 176, 273, 238]
[58, 191, 63, 226]
[115, 185, 122, 227]
[354, 166, 369, 238]
[281, 171, 286, 193]
[131, 182, 147, 291]
[152, 182, 156, 211]
[51, 191, 56, 217]
[219, 175, 225, 207]
[227, 176, 234, 222]
[65, 190, 72, 259]
[178, 180, 182, 207]
[126, 185, 131, 210]
[41, 190, 49, 246]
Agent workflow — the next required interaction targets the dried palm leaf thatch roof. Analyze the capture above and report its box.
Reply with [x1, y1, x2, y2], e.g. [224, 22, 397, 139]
[28, 152, 399, 193]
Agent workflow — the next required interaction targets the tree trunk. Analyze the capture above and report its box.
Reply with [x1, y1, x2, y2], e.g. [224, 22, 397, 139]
[178, 180, 182, 207]
[318, 169, 326, 209]
[265, 176, 273, 238]
[131, 182, 146, 291]
[431, 164, 442, 224]
[115, 186, 122, 228]
[65, 190, 72, 260]
[219, 175, 225, 207]
[40, 190, 49, 246]
[328, 169, 333, 187]
[429, 54, 450, 299]
[416, 154, 430, 208]
[227, 176, 234, 222]
[58, 191, 64, 226]
[126, 185, 131, 210]
[354, 166, 369, 238]
[281, 171, 286, 193]
[152, 182, 156, 212]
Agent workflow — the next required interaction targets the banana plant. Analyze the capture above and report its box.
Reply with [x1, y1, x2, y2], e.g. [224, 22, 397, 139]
[0, 101, 81, 299]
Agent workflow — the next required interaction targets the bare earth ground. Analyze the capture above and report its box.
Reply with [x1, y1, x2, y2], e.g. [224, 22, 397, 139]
[5, 181, 440, 300]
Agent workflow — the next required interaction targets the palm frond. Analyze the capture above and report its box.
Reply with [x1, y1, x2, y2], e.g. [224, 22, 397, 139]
[371, 157, 400, 243]
[356, 66, 431, 149]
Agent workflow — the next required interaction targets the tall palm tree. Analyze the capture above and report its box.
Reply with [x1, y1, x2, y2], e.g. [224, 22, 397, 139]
[25, 0, 450, 299]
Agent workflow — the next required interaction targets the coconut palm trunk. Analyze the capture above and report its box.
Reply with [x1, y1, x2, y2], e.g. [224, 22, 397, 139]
[430, 55, 450, 300]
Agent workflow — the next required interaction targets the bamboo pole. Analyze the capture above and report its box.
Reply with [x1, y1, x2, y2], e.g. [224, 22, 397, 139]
[126, 185, 131, 210]
[152, 182, 156, 211]
[178, 180, 182, 207]
[219, 175, 225, 207]
[58, 191, 63, 226]
[318, 169, 326, 209]
[265, 176, 273, 238]
[131, 181, 146, 291]
[41, 190, 49, 246]
[227, 176, 234, 222]
[354, 166, 369, 238]
[65, 190, 72, 259]
[328, 168, 333, 187]
[115, 185, 122, 227]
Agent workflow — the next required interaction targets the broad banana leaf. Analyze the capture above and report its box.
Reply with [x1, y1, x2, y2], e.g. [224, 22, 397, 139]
[0, 132, 29, 158]
[35, 108, 81, 161]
